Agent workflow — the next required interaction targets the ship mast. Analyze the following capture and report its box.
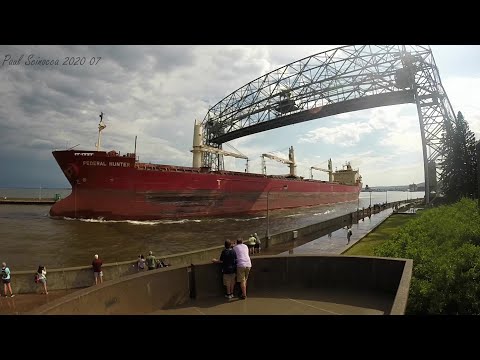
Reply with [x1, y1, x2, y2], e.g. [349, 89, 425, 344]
[95, 112, 107, 151]
[191, 120, 248, 168]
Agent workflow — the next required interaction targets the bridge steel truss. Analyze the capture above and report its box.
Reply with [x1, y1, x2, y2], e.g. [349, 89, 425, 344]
[201, 45, 457, 203]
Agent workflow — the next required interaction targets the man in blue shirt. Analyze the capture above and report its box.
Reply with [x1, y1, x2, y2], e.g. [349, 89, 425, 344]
[212, 240, 237, 299]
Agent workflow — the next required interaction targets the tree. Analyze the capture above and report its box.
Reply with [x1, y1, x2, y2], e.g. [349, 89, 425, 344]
[439, 111, 478, 202]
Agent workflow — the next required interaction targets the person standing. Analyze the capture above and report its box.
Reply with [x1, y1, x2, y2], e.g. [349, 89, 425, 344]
[233, 238, 252, 300]
[253, 232, 261, 254]
[246, 234, 256, 255]
[1, 262, 14, 297]
[37, 265, 48, 294]
[92, 254, 103, 285]
[146, 251, 157, 270]
[212, 239, 237, 299]
[347, 227, 353, 244]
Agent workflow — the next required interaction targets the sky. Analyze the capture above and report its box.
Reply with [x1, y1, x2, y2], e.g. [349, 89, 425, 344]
[0, 45, 479, 188]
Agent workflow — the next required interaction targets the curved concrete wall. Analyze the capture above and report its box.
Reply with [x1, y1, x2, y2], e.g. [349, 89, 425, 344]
[31, 265, 191, 315]
[31, 255, 412, 315]
[10, 245, 223, 294]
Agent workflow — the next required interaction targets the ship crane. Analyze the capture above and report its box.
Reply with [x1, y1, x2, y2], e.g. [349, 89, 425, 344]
[194, 145, 248, 160]
[262, 146, 296, 177]
[95, 112, 107, 151]
[192, 144, 249, 172]
[310, 159, 333, 182]
[191, 120, 248, 170]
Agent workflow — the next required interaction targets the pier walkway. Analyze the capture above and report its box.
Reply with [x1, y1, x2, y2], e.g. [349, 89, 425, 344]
[258, 208, 394, 257]
[151, 288, 391, 315]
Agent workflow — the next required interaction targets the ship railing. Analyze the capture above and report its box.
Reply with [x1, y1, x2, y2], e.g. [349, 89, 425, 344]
[134, 164, 204, 173]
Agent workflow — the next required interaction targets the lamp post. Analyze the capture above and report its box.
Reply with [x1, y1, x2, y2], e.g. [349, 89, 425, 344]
[369, 189, 372, 207]
[266, 185, 288, 240]
[385, 190, 388, 205]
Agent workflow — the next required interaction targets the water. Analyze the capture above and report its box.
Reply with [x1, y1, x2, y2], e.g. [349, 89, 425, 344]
[0, 189, 424, 270]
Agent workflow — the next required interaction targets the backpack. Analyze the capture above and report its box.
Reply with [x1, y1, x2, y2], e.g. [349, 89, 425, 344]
[34, 273, 39, 283]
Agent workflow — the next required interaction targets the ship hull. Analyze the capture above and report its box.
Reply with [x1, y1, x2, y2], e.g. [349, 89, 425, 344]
[50, 150, 362, 220]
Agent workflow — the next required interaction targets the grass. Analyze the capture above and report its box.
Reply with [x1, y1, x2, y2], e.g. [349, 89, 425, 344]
[343, 214, 415, 256]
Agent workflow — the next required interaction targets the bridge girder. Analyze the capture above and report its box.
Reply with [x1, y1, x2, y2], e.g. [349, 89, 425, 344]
[201, 45, 457, 204]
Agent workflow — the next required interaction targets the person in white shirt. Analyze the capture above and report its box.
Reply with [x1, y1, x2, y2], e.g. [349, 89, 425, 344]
[37, 265, 48, 294]
[232, 238, 252, 299]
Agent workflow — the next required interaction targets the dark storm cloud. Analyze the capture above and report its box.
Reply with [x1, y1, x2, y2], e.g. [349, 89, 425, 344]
[0, 155, 68, 188]
[79, 45, 196, 73]
[30, 139, 54, 149]
[0, 45, 320, 187]
[146, 46, 196, 72]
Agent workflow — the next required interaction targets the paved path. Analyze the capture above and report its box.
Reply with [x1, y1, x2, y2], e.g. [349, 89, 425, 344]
[257, 208, 393, 257]
[0, 289, 78, 315]
[151, 288, 392, 315]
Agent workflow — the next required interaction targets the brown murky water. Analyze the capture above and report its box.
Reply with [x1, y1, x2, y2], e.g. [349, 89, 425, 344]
[0, 191, 423, 270]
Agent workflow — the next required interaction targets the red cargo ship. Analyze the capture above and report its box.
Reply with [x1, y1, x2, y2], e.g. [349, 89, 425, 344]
[50, 118, 362, 220]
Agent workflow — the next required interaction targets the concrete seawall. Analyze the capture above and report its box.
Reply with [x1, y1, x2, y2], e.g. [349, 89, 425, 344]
[31, 255, 413, 315]
[11, 204, 406, 294]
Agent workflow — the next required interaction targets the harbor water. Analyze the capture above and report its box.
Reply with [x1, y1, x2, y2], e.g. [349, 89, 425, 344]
[0, 188, 423, 270]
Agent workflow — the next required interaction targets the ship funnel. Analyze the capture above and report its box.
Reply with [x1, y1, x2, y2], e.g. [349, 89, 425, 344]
[192, 120, 203, 168]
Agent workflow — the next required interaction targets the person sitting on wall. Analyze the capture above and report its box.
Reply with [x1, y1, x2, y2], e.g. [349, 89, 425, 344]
[156, 258, 171, 268]
[137, 254, 146, 271]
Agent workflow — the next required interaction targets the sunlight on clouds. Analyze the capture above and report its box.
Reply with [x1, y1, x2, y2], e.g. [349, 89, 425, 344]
[364, 161, 425, 187]
[336, 113, 352, 120]
[379, 129, 423, 153]
[298, 122, 372, 146]
[443, 76, 480, 138]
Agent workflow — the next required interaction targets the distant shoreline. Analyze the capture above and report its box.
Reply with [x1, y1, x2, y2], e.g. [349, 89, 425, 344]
[0, 198, 56, 204]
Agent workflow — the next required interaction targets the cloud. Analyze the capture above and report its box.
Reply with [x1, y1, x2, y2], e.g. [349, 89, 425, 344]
[443, 76, 480, 138]
[298, 121, 373, 146]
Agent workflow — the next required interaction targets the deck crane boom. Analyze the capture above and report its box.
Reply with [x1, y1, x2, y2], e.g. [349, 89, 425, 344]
[192, 120, 249, 170]
[262, 146, 296, 177]
[310, 159, 333, 182]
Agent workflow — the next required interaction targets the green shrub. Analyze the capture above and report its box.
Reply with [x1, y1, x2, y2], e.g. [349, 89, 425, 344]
[374, 198, 480, 314]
